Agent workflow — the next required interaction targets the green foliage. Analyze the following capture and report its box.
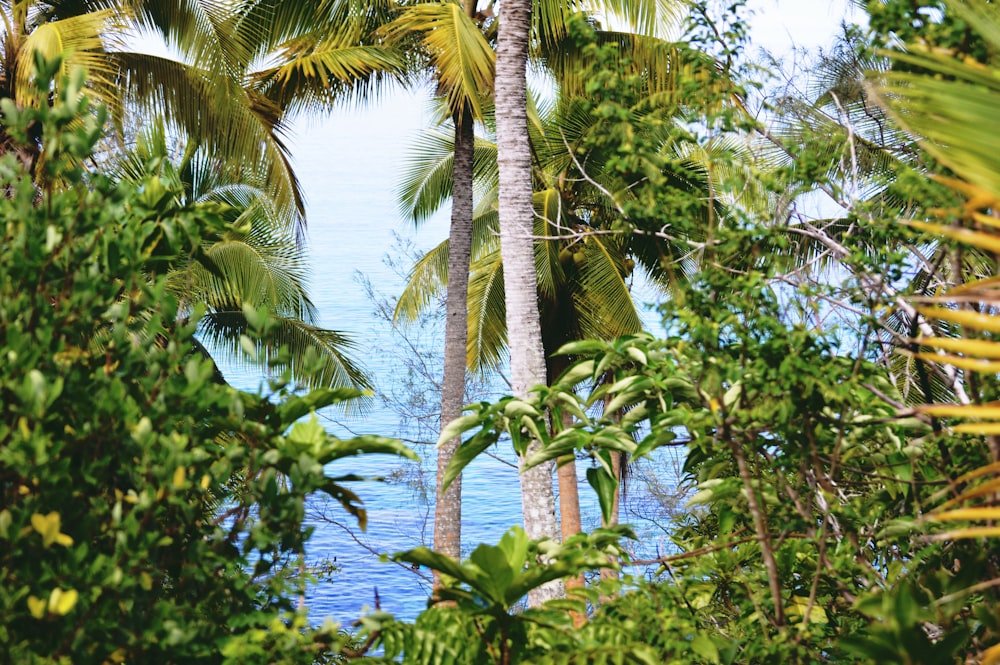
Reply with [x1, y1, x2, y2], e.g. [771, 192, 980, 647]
[0, 63, 413, 663]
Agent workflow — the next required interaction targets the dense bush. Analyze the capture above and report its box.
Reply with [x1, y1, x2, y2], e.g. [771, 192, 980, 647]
[0, 62, 412, 664]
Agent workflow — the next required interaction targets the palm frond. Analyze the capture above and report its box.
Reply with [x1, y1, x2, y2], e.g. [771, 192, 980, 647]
[17, 11, 117, 107]
[111, 51, 306, 232]
[252, 32, 405, 113]
[394, 238, 450, 324]
[467, 249, 508, 374]
[198, 310, 372, 395]
[382, 2, 494, 119]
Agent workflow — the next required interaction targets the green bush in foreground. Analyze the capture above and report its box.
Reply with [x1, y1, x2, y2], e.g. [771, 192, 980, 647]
[0, 61, 413, 664]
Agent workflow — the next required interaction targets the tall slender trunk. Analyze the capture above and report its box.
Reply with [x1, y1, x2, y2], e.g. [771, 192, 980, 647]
[547, 355, 583, 593]
[433, 104, 475, 570]
[495, 0, 562, 605]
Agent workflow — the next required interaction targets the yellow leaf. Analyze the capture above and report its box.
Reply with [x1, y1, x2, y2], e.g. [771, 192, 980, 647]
[946, 273, 1000, 295]
[982, 642, 1000, 665]
[916, 307, 1000, 333]
[930, 176, 1000, 210]
[200, 474, 211, 490]
[31, 512, 71, 547]
[918, 403, 1000, 419]
[952, 423, 1000, 435]
[905, 219, 1000, 254]
[27, 595, 46, 619]
[103, 648, 127, 665]
[972, 212, 1000, 230]
[937, 477, 1000, 510]
[932, 508, 1000, 522]
[914, 352, 1000, 373]
[173, 466, 186, 488]
[916, 336, 1000, 359]
[931, 526, 1000, 541]
[48, 587, 78, 615]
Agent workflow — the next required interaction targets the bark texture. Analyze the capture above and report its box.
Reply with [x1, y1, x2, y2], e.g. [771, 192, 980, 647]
[434, 105, 476, 568]
[495, 0, 562, 605]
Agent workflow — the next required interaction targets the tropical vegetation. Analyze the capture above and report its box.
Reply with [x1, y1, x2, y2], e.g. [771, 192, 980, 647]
[5, 0, 1000, 663]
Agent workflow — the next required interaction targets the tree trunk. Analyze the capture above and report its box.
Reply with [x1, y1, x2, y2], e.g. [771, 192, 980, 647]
[547, 355, 584, 594]
[495, 0, 562, 605]
[433, 104, 475, 571]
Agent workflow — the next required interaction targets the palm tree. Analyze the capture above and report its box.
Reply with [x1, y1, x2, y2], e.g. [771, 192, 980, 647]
[397, 46, 722, 587]
[388, 0, 690, 580]
[113, 121, 372, 393]
[0, 0, 406, 238]
[492, 0, 560, 605]
[381, 0, 495, 565]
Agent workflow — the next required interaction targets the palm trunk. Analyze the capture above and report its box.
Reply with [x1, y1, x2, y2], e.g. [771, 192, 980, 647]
[434, 104, 476, 571]
[495, 0, 562, 605]
[496, 0, 563, 606]
[547, 355, 584, 594]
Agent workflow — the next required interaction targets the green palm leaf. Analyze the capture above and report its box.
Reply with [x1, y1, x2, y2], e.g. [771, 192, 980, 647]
[383, 1, 495, 119]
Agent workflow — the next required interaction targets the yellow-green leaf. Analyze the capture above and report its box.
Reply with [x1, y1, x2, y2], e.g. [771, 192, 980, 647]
[918, 403, 1000, 419]
[905, 219, 1000, 254]
[932, 508, 1000, 522]
[27, 595, 46, 619]
[931, 526, 1000, 541]
[916, 336, 1000, 359]
[48, 587, 78, 615]
[914, 352, 1000, 373]
[172, 466, 186, 488]
[31, 512, 72, 547]
[916, 307, 1000, 333]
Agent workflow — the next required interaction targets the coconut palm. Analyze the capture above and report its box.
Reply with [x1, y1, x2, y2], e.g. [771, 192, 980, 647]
[396, 67, 731, 608]
[492, 0, 558, 604]
[113, 121, 372, 394]
[0, 0, 406, 239]
[380, 0, 494, 566]
[386, 0, 691, 579]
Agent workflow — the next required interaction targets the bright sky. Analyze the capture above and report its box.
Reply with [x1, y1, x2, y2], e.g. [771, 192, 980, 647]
[748, 0, 863, 54]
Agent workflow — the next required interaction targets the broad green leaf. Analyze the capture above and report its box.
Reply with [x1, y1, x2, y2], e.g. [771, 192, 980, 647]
[587, 465, 619, 525]
[523, 430, 588, 470]
[691, 633, 720, 664]
[633, 428, 677, 458]
[321, 435, 417, 464]
[555, 339, 608, 356]
[468, 544, 513, 603]
[496, 526, 531, 573]
[278, 388, 365, 425]
[438, 412, 487, 446]
[504, 399, 542, 419]
[393, 546, 473, 587]
[441, 430, 498, 492]
[555, 359, 598, 387]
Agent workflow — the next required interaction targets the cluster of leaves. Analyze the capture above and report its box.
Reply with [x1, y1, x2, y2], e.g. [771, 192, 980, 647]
[0, 62, 413, 663]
